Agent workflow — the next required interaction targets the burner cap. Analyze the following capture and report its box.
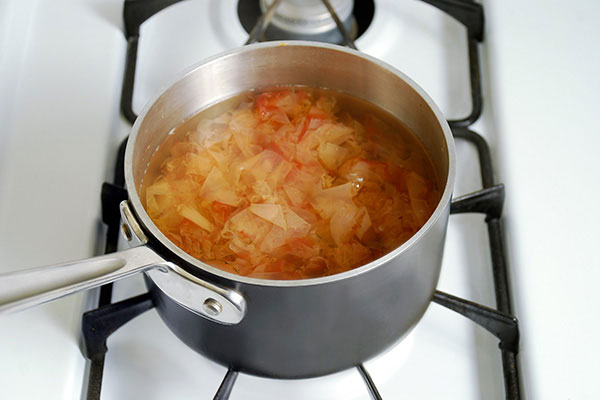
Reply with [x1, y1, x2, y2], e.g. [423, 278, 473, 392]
[260, 0, 354, 36]
[238, 0, 374, 45]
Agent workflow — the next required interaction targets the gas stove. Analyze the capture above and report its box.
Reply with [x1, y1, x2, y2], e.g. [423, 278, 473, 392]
[1, 0, 599, 399]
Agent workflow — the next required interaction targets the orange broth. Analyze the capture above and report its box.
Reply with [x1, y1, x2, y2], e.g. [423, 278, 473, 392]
[141, 88, 441, 280]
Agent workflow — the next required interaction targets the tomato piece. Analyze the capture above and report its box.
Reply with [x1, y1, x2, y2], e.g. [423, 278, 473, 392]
[255, 92, 277, 120]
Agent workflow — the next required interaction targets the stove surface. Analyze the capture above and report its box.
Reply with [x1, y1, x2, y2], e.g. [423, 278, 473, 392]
[1, 0, 598, 399]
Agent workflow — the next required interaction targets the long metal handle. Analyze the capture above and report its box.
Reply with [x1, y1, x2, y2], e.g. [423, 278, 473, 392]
[0, 246, 166, 314]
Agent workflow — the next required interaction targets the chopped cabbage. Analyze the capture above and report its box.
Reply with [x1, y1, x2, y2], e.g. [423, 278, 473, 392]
[142, 88, 439, 279]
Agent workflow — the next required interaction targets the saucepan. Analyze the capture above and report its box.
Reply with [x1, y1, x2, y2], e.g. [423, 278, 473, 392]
[0, 41, 455, 377]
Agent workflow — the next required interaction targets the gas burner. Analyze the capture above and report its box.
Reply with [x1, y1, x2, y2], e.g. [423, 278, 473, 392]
[238, 0, 374, 44]
[261, 0, 355, 41]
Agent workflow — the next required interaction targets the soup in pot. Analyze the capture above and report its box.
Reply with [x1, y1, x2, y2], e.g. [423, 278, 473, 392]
[142, 88, 441, 280]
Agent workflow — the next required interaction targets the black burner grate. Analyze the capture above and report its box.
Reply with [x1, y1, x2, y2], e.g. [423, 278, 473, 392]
[82, 1, 520, 399]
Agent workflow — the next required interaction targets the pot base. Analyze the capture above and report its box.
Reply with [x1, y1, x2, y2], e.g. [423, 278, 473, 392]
[145, 273, 431, 378]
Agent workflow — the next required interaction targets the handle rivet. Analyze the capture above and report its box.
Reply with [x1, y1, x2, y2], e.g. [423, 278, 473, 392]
[203, 298, 222, 316]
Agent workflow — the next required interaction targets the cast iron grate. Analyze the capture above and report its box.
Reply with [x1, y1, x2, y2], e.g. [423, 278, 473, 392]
[82, 1, 519, 399]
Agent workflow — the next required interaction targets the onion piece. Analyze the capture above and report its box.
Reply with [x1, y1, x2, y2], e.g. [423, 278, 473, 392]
[354, 206, 372, 240]
[177, 204, 214, 232]
[146, 178, 171, 196]
[247, 271, 302, 280]
[283, 184, 306, 207]
[250, 181, 275, 203]
[232, 130, 259, 159]
[323, 124, 354, 146]
[339, 157, 389, 185]
[284, 238, 320, 259]
[318, 142, 349, 170]
[285, 166, 320, 194]
[207, 260, 238, 274]
[240, 150, 283, 185]
[199, 167, 240, 207]
[230, 108, 260, 158]
[260, 226, 288, 253]
[254, 206, 311, 253]
[282, 207, 310, 237]
[330, 203, 359, 246]
[231, 257, 254, 275]
[301, 256, 329, 278]
[311, 182, 357, 219]
[224, 208, 272, 247]
[146, 178, 174, 219]
[249, 203, 287, 230]
[184, 152, 214, 178]
[206, 147, 229, 173]
[406, 172, 430, 226]
[266, 159, 293, 190]
[333, 240, 371, 269]
[229, 108, 258, 134]
[194, 113, 232, 148]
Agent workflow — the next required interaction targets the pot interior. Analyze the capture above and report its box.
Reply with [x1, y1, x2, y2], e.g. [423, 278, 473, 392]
[125, 41, 454, 282]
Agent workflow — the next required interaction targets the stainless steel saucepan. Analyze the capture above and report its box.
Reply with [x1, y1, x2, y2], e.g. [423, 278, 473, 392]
[0, 41, 455, 377]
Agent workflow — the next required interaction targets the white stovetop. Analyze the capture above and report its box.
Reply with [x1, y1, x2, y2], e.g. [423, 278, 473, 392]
[0, 0, 598, 399]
